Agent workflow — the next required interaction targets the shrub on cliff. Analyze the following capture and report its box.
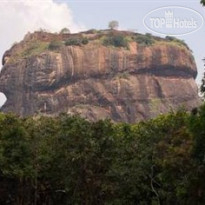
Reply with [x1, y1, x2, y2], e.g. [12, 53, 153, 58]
[165, 36, 190, 50]
[81, 37, 89, 45]
[86, 29, 98, 34]
[103, 35, 129, 48]
[65, 38, 81, 46]
[135, 33, 154, 46]
[48, 40, 63, 50]
[65, 37, 89, 46]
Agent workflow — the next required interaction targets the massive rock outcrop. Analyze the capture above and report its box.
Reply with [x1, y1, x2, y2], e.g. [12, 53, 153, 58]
[0, 30, 200, 122]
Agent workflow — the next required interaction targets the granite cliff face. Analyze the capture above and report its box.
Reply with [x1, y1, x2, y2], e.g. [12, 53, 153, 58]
[0, 30, 200, 122]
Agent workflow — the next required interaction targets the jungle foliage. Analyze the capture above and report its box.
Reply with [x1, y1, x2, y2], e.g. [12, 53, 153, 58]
[0, 104, 205, 204]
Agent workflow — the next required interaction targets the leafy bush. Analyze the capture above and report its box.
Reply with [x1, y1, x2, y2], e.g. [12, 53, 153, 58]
[81, 37, 89, 45]
[48, 40, 63, 50]
[145, 33, 153, 37]
[135, 34, 154, 46]
[165, 36, 176, 41]
[87, 29, 98, 34]
[65, 38, 81, 46]
[103, 35, 129, 48]
[65, 37, 89, 46]
[165, 36, 190, 50]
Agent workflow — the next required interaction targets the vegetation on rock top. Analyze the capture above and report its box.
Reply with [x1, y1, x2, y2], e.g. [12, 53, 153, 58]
[102, 34, 130, 48]
[65, 37, 89, 46]
[4, 29, 191, 64]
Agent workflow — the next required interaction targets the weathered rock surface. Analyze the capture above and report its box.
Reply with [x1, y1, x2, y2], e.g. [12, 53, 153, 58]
[0, 30, 201, 122]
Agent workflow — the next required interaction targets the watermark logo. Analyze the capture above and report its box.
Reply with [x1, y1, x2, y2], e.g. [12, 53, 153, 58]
[143, 6, 204, 36]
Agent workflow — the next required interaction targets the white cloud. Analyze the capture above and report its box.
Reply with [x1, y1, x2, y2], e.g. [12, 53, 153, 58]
[0, 0, 85, 107]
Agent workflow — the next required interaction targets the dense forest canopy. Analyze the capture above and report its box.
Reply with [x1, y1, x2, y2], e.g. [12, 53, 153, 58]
[0, 103, 205, 204]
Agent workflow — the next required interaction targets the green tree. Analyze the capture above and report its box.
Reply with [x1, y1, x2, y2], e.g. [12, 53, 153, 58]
[108, 20, 119, 30]
[24, 116, 60, 204]
[60, 27, 70, 34]
[0, 114, 33, 204]
[188, 104, 205, 202]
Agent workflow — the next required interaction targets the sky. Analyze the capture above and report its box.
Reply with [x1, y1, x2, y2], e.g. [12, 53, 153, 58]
[0, 0, 204, 107]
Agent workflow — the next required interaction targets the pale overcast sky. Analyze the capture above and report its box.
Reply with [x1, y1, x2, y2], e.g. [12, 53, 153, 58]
[0, 0, 204, 107]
